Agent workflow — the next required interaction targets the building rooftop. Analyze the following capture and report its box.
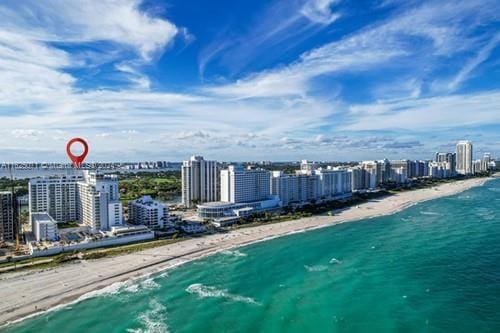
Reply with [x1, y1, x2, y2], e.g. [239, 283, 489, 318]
[31, 212, 57, 224]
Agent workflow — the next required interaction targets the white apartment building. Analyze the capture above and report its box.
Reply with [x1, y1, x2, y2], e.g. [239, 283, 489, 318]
[270, 167, 351, 206]
[378, 159, 392, 184]
[29, 175, 81, 223]
[389, 160, 410, 183]
[360, 161, 380, 189]
[481, 153, 492, 172]
[429, 162, 453, 179]
[435, 152, 456, 175]
[456, 140, 473, 175]
[270, 171, 300, 206]
[77, 171, 123, 231]
[221, 165, 270, 203]
[300, 160, 318, 174]
[128, 196, 168, 229]
[315, 167, 352, 198]
[270, 171, 320, 206]
[32, 212, 59, 241]
[181, 156, 219, 208]
[348, 167, 368, 192]
[0, 191, 14, 242]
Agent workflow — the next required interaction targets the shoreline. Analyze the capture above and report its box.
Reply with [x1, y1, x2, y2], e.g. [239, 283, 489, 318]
[0, 176, 493, 326]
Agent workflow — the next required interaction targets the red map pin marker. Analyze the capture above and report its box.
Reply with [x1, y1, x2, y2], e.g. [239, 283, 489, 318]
[66, 138, 89, 168]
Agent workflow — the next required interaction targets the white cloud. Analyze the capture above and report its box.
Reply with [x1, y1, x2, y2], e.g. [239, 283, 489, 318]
[11, 129, 43, 139]
[0, 0, 178, 61]
[343, 91, 500, 131]
[301, 0, 341, 25]
[446, 32, 500, 92]
[0, 0, 178, 108]
[207, 0, 497, 99]
[198, 0, 342, 77]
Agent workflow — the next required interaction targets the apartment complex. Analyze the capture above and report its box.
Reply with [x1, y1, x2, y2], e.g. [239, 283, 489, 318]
[270, 171, 319, 206]
[128, 196, 168, 229]
[28, 175, 81, 223]
[77, 171, 123, 231]
[181, 156, 219, 208]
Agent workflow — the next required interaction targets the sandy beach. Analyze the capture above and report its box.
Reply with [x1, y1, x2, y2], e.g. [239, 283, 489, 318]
[0, 177, 492, 326]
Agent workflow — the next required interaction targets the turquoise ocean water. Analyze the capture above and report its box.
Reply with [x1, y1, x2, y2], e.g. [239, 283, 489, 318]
[2, 179, 500, 333]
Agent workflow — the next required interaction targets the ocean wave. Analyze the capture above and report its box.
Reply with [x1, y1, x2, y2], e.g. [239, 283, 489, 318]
[127, 298, 169, 333]
[124, 284, 140, 293]
[157, 271, 169, 279]
[329, 258, 342, 264]
[186, 283, 260, 305]
[141, 278, 161, 290]
[77, 281, 129, 301]
[304, 265, 328, 272]
[220, 249, 248, 257]
[419, 211, 440, 216]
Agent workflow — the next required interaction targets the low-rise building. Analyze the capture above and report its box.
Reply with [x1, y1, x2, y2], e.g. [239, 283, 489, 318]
[197, 198, 280, 219]
[180, 222, 206, 234]
[128, 196, 168, 229]
[32, 212, 59, 241]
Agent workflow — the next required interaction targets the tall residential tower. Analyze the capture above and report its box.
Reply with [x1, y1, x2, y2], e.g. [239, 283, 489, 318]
[77, 171, 123, 231]
[28, 175, 81, 223]
[456, 141, 473, 175]
[0, 192, 14, 242]
[181, 156, 219, 208]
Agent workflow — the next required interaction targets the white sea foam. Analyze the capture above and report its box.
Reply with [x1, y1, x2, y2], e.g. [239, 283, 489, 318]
[157, 271, 169, 278]
[420, 211, 439, 216]
[77, 281, 129, 301]
[141, 278, 160, 290]
[127, 298, 169, 333]
[186, 283, 260, 305]
[124, 284, 140, 293]
[220, 249, 248, 257]
[304, 265, 328, 272]
[329, 258, 342, 264]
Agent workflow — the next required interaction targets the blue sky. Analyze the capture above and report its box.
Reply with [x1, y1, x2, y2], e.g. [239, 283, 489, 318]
[0, 0, 499, 162]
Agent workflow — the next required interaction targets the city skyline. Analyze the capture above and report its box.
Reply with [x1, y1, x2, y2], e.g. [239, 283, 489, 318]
[0, 0, 499, 162]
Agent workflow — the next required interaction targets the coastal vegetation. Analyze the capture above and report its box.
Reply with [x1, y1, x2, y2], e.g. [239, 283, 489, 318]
[118, 171, 181, 204]
[0, 177, 29, 196]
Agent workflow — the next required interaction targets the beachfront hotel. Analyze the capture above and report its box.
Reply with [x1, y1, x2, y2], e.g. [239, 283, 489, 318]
[221, 165, 271, 203]
[181, 156, 219, 208]
[198, 165, 279, 221]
